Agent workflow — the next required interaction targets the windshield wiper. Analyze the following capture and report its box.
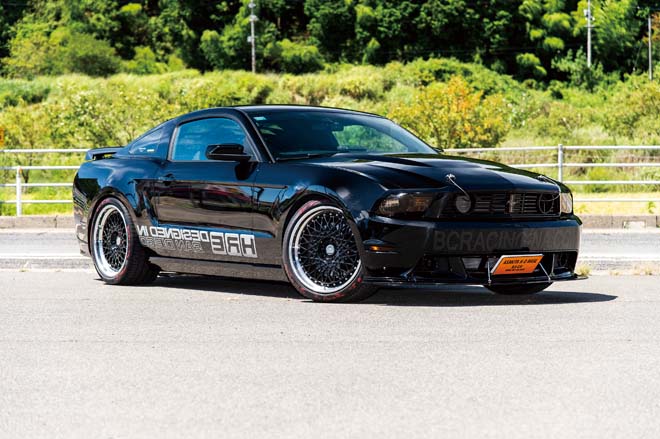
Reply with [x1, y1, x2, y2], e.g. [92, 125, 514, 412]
[275, 152, 338, 161]
[336, 147, 368, 153]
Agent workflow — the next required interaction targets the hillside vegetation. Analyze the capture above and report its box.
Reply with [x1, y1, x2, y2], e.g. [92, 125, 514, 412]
[0, 59, 659, 215]
[1, 0, 660, 215]
[2, 58, 660, 149]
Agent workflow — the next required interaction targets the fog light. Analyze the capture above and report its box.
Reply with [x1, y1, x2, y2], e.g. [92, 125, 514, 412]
[462, 257, 481, 270]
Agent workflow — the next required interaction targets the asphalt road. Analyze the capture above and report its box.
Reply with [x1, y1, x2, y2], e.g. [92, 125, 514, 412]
[1, 228, 659, 270]
[1, 271, 660, 438]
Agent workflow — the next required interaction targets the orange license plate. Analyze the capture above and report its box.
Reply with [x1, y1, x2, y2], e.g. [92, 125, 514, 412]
[491, 254, 543, 275]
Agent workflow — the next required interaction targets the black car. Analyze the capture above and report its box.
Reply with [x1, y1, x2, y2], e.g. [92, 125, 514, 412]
[73, 105, 582, 302]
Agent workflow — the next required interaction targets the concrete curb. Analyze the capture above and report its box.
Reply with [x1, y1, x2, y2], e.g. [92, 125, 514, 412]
[579, 214, 659, 229]
[0, 257, 92, 270]
[0, 214, 659, 229]
[0, 215, 74, 229]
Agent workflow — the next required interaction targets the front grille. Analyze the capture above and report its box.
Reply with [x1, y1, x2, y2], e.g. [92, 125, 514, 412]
[440, 192, 560, 217]
[411, 252, 577, 281]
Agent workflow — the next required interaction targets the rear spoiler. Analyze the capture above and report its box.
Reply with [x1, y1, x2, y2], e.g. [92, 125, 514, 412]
[86, 147, 122, 161]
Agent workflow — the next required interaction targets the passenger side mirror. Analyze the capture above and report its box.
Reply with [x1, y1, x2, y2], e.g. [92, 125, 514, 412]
[205, 144, 251, 162]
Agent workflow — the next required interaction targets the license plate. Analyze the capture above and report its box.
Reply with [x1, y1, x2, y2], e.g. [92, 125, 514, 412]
[491, 254, 543, 275]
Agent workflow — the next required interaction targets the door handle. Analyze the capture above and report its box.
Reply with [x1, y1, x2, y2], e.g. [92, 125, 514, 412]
[157, 173, 175, 185]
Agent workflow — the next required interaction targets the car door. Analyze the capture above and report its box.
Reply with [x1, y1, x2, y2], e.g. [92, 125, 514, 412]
[152, 116, 259, 261]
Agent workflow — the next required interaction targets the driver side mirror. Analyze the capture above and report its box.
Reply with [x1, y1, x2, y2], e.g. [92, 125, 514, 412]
[205, 144, 251, 162]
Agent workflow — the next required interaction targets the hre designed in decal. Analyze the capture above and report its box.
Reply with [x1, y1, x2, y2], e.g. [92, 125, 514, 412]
[136, 225, 257, 258]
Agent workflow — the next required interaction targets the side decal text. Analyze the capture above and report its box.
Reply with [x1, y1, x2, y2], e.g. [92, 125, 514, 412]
[136, 225, 257, 258]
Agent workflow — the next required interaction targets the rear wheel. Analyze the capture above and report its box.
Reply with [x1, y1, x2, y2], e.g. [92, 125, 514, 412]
[486, 282, 552, 295]
[90, 197, 158, 285]
[283, 200, 377, 302]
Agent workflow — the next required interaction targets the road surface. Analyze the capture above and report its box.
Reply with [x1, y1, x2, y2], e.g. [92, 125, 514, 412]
[1, 272, 659, 438]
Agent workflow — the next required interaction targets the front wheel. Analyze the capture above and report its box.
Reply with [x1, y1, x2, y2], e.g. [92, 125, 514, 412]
[282, 200, 377, 302]
[486, 282, 552, 295]
[90, 197, 159, 285]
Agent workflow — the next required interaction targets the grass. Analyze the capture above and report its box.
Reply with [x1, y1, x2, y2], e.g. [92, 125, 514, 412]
[573, 192, 660, 215]
[0, 186, 72, 216]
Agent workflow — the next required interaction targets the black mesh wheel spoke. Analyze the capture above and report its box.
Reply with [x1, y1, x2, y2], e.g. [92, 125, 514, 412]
[295, 209, 360, 290]
[100, 210, 127, 271]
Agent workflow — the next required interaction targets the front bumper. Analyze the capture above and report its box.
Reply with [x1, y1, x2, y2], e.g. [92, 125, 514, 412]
[359, 215, 582, 286]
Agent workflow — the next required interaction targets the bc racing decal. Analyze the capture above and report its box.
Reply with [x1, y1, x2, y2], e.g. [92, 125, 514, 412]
[136, 225, 257, 258]
[433, 227, 579, 253]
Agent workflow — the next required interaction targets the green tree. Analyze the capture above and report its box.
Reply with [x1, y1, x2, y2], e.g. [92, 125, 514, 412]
[3, 25, 120, 77]
[517, 0, 575, 79]
[0, 1, 29, 60]
[122, 46, 168, 75]
[305, 0, 356, 61]
[572, 0, 641, 73]
[200, 1, 277, 71]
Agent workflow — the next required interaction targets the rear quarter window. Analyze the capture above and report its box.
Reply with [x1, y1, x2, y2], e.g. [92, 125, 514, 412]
[128, 127, 163, 156]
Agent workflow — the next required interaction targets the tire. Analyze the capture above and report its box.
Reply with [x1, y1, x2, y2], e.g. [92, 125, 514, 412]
[282, 200, 377, 302]
[486, 282, 552, 295]
[89, 197, 159, 285]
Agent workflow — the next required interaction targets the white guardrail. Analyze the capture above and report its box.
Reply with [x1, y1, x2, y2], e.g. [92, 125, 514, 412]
[1, 145, 660, 216]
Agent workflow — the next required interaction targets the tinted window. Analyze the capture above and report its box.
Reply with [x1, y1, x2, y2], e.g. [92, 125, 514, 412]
[128, 127, 162, 156]
[334, 125, 407, 152]
[171, 118, 248, 161]
[249, 111, 436, 160]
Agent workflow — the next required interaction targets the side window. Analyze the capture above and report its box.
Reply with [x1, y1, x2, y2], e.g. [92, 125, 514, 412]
[128, 127, 163, 156]
[171, 118, 249, 161]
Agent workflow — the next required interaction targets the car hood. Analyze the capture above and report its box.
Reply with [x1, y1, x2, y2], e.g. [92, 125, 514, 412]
[301, 153, 563, 192]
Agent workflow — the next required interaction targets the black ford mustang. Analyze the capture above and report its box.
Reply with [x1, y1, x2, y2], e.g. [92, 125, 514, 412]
[73, 105, 582, 302]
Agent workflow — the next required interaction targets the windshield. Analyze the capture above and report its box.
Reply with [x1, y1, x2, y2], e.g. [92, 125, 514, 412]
[247, 110, 438, 161]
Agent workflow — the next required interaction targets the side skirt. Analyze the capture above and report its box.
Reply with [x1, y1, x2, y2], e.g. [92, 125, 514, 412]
[150, 257, 288, 282]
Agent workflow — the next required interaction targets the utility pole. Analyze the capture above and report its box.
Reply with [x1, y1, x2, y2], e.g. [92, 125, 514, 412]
[248, 1, 257, 73]
[584, 0, 593, 68]
[649, 12, 654, 81]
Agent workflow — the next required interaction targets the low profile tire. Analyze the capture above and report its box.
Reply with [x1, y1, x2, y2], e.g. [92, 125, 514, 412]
[486, 282, 552, 295]
[90, 197, 159, 285]
[282, 200, 377, 302]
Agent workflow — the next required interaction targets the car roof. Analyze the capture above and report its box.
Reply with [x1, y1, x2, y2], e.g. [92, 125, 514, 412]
[237, 104, 382, 117]
[177, 104, 384, 120]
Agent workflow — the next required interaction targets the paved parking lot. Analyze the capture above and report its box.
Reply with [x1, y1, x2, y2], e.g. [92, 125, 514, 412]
[1, 271, 659, 438]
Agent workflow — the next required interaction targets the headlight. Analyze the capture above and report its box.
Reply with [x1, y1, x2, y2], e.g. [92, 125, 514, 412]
[560, 193, 573, 214]
[376, 192, 435, 218]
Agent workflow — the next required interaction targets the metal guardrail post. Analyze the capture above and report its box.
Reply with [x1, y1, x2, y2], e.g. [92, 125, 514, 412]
[15, 166, 21, 216]
[557, 144, 564, 182]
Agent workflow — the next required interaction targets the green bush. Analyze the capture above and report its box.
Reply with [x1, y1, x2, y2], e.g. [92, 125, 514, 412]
[0, 79, 51, 107]
[122, 46, 168, 75]
[265, 39, 325, 74]
[57, 31, 121, 77]
[388, 76, 511, 149]
[3, 26, 121, 77]
[516, 53, 547, 79]
[604, 78, 660, 144]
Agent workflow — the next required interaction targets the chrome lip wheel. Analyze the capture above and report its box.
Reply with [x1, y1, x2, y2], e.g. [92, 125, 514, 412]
[289, 206, 361, 295]
[92, 204, 128, 278]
